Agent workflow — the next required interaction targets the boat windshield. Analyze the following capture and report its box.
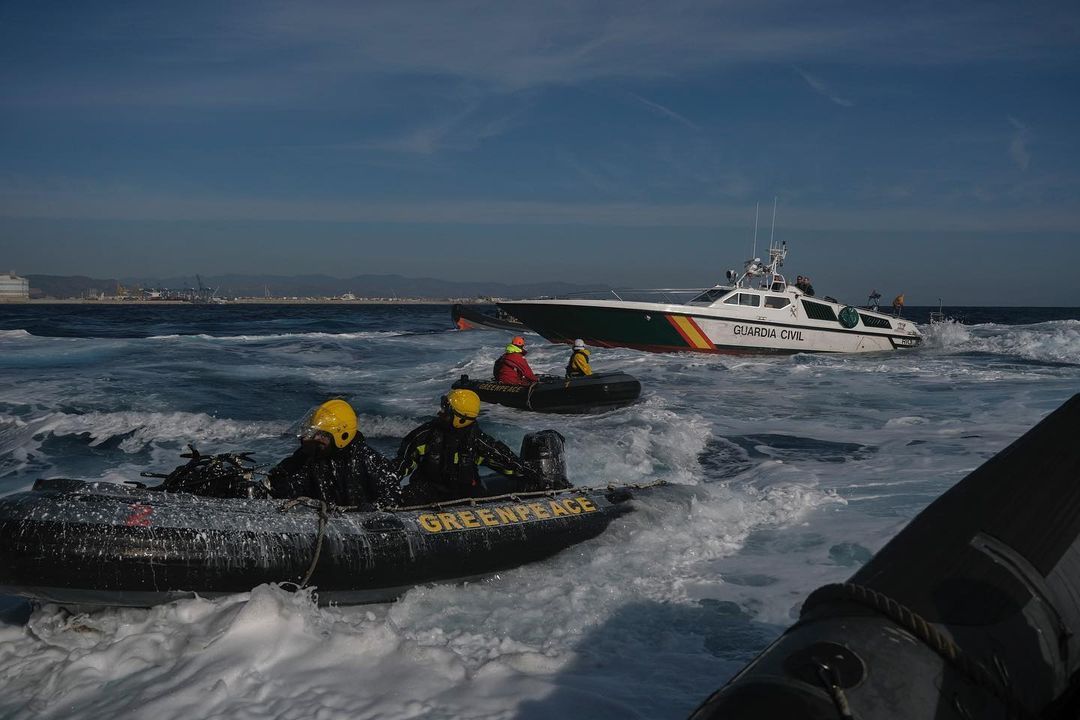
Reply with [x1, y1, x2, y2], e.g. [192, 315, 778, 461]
[688, 288, 730, 305]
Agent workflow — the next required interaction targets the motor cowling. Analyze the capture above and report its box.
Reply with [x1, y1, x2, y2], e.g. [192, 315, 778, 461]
[520, 430, 570, 489]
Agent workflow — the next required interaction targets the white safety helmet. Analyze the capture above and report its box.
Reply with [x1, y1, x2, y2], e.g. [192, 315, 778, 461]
[573, 339, 586, 350]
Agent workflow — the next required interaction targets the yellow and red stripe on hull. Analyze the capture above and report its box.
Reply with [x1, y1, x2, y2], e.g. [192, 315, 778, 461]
[665, 314, 716, 351]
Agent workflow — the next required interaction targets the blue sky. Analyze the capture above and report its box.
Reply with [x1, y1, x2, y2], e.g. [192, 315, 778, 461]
[1, 1, 1078, 305]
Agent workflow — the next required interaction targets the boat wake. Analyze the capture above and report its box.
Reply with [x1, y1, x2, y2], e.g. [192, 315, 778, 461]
[922, 319, 1080, 365]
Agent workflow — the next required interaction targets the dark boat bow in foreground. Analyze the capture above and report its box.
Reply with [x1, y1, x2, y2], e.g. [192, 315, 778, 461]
[691, 393, 1080, 720]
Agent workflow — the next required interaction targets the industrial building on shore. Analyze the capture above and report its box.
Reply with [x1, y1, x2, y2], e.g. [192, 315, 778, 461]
[0, 271, 29, 302]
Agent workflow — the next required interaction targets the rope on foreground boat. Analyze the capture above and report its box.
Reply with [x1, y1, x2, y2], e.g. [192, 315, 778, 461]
[803, 582, 1030, 719]
[277, 497, 331, 589]
[275, 480, 670, 589]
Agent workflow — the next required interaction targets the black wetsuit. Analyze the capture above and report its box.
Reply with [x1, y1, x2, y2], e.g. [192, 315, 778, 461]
[395, 416, 539, 504]
[267, 434, 401, 507]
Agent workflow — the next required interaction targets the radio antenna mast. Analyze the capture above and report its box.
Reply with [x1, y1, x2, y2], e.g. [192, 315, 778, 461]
[752, 202, 760, 260]
[769, 196, 777, 246]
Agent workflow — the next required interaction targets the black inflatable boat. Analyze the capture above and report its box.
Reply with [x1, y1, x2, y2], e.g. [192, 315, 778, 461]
[451, 304, 527, 331]
[0, 433, 636, 607]
[690, 393, 1080, 720]
[452, 372, 642, 413]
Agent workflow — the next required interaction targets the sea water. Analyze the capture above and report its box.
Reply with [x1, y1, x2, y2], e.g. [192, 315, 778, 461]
[0, 304, 1077, 719]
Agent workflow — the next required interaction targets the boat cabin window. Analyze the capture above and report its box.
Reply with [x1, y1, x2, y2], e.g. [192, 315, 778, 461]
[764, 296, 790, 309]
[801, 299, 838, 322]
[723, 292, 761, 307]
[770, 276, 787, 292]
[859, 313, 892, 329]
[689, 288, 729, 305]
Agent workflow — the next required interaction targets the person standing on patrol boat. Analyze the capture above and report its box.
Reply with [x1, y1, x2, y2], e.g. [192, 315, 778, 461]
[493, 335, 538, 386]
[267, 399, 401, 507]
[565, 339, 592, 378]
[395, 389, 541, 504]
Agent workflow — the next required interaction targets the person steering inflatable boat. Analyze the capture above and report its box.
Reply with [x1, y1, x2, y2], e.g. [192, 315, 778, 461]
[493, 335, 538, 386]
[268, 399, 401, 507]
[395, 389, 544, 504]
[565, 338, 592, 378]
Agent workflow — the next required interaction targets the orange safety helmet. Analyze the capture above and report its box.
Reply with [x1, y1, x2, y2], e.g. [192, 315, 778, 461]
[510, 335, 526, 348]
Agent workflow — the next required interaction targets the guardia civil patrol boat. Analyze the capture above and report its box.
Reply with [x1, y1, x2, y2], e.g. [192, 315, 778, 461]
[0, 433, 637, 607]
[499, 241, 921, 354]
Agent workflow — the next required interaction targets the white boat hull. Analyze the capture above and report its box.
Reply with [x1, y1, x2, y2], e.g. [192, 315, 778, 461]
[499, 296, 922, 354]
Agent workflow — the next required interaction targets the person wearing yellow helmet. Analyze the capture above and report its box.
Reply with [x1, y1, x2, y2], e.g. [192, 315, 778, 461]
[267, 398, 401, 507]
[395, 389, 541, 504]
[565, 338, 593, 378]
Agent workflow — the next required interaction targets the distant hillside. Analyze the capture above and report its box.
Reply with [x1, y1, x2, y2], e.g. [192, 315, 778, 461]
[26, 273, 605, 299]
[27, 275, 119, 299]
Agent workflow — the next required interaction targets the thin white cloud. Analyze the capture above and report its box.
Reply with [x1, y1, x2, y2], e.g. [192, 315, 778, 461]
[327, 100, 526, 155]
[1008, 116, 1031, 171]
[2, 179, 1078, 233]
[4, 1, 1077, 108]
[793, 67, 854, 107]
[626, 93, 700, 129]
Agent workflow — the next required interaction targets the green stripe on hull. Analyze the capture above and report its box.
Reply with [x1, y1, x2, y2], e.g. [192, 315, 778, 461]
[503, 304, 691, 349]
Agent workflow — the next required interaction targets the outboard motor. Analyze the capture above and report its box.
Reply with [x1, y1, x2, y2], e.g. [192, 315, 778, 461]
[520, 430, 571, 490]
[690, 394, 1080, 720]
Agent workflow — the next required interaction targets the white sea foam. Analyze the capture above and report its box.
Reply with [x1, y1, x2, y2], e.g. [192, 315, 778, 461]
[1, 307, 1078, 718]
[358, 413, 426, 439]
[147, 330, 405, 342]
[923, 320, 1080, 365]
[0, 468, 835, 720]
[13, 411, 283, 453]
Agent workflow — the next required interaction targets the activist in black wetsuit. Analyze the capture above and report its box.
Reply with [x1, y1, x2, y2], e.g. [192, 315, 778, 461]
[395, 389, 540, 504]
[268, 399, 401, 507]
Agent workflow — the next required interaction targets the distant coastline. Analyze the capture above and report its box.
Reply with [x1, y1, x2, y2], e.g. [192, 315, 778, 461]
[6, 298, 485, 305]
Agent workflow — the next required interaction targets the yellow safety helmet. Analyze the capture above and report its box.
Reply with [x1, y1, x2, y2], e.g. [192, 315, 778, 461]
[301, 399, 358, 449]
[442, 389, 481, 429]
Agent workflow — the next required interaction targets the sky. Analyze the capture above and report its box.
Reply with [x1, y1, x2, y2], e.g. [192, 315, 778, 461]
[1, 1, 1078, 305]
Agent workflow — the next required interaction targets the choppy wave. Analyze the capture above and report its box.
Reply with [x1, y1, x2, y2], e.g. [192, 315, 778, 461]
[922, 319, 1080, 365]
[147, 330, 405, 342]
[3, 411, 283, 457]
[0, 304, 1078, 719]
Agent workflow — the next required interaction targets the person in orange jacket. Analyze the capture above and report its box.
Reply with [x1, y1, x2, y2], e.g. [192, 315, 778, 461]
[493, 335, 538, 386]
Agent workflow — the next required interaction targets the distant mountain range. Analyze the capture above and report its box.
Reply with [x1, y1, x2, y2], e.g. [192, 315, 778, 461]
[26, 273, 607, 299]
